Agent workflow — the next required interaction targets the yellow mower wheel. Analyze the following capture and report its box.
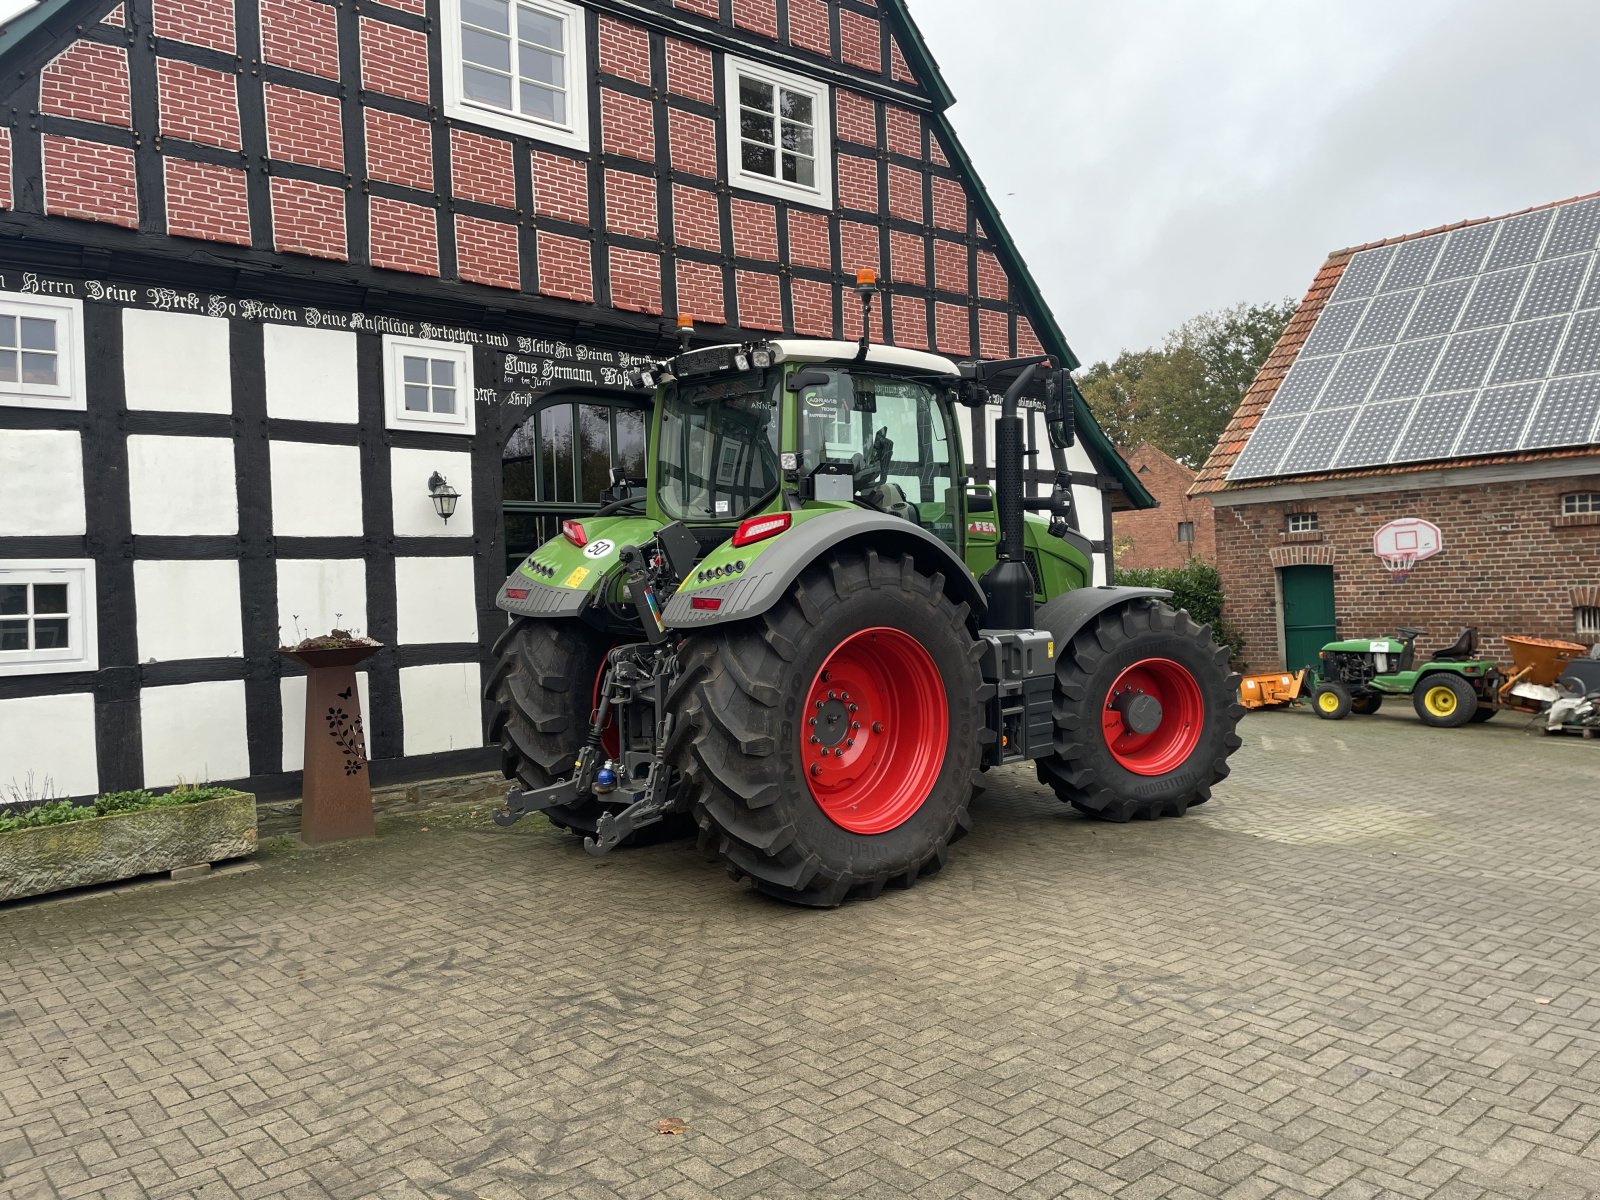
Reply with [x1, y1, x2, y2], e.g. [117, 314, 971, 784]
[1412, 673, 1477, 728]
[1311, 681, 1351, 720]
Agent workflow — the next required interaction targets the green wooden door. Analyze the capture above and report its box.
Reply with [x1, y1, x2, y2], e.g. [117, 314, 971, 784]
[1281, 565, 1335, 673]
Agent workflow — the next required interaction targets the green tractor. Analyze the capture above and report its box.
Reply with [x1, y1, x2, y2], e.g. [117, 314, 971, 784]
[487, 287, 1244, 905]
[1309, 626, 1502, 727]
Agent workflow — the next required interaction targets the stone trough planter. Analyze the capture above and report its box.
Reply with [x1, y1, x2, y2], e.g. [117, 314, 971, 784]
[0, 791, 257, 903]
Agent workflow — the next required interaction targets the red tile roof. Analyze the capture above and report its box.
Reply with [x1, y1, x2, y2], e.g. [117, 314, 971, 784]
[1191, 187, 1600, 496]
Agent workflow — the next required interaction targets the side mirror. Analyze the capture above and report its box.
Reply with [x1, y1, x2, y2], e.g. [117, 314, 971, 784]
[1046, 368, 1077, 449]
[787, 367, 832, 392]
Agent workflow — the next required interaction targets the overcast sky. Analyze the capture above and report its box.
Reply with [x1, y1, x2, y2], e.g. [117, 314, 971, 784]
[913, 0, 1600, 366]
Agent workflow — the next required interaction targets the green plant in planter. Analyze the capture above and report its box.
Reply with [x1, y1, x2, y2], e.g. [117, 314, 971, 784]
[0, 784, 236, 832]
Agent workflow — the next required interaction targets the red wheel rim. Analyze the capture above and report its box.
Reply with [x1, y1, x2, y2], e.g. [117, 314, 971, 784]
[801, 627, 948, 834]
[1102, 657, 1204, 776]
[592, 650, 620, 760]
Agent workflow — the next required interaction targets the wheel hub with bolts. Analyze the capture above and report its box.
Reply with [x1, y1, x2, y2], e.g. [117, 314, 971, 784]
[1111, 690, 1164, 736]
[801, 627, 947, 835]
[1101, 657, 1204, 776]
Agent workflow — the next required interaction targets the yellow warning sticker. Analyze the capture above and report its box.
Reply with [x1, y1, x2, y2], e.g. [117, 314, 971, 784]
[1046, 640, 1055, 658]
[563, 566, 591, 588]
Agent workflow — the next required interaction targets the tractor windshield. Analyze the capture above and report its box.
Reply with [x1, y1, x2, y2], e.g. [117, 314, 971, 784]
[657, 371, 783, 522]
[796, 368, 961, 551]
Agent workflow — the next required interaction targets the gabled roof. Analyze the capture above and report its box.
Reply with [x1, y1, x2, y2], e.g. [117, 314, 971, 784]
[1193, 189, 1600, 496]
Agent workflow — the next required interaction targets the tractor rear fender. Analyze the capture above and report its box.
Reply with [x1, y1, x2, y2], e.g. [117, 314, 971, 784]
[660, 509, 987, 631]
[1033, 586, 1175, 650]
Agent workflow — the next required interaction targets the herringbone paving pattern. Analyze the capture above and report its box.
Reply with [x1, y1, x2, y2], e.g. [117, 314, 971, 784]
[4, 706, 1600, 1198]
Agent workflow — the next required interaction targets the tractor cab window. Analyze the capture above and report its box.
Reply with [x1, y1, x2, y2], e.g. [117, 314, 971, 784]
[658, 371, 783, 522]
[797, 370, 960, 552]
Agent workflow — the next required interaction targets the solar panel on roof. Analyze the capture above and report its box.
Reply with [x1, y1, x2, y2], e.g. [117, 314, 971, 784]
[1459, 267, 1529, 329]
[1455, 382, 1541, 456]
[1544, 197, 1600, 257]
[1335, 399, 1412, 468]
[1227, 193, 1600, 482]
[1486, 209, 1553, 270]
[1331, 244, 1394, 300]
[1402, 278, 1471, 340]
[1490, 317, 1565, 384]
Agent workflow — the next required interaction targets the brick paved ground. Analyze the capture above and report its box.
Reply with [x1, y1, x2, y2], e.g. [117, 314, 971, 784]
[4, 706, 1600, 1199]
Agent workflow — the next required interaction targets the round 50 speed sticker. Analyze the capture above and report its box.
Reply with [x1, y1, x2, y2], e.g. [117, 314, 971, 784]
[582, 539, 616, 560]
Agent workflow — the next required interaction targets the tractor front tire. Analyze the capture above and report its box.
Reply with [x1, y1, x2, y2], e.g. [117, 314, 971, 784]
[1350, 691, 1383, 716]
[487, 618, 673, 841]
[1414, 674, 1477, 728]
[1036, 601, 1242, 822]
[674, 550, 984, 907]
[1312, 682, 1352, 720]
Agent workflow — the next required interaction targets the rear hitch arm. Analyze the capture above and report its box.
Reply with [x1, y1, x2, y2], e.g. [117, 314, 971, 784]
[581, 712, 678, 855]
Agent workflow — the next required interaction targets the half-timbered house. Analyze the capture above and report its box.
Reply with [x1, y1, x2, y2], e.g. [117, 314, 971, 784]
[0, 0, 1152, 798]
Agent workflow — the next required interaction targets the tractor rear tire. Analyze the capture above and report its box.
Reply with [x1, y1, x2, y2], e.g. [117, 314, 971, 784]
[1414, 673, 1477, 728]
[674, 550, 984, 907]
[1036, 601, 1242, 823]
[1350, 691, 1383, 715]
[487, 618, 682, 843]
[1312, 682, 1352, 720]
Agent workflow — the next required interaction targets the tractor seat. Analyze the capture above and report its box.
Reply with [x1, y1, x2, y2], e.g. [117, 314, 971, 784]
[1429, 626, 1479, 662]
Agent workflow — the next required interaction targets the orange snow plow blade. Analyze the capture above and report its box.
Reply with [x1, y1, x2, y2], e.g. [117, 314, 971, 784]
[1238, 668, 1307, 710]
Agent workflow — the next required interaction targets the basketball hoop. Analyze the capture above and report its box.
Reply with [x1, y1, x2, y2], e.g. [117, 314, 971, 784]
[1378, 552, 1417, 583]
[1372, 518, 1441, 585]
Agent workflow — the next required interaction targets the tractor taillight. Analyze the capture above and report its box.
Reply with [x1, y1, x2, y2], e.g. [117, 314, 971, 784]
[505, 588, 529, 600]
[562, 519, 587, 547]
[691, 596, 723, 611]
[731, 512, 791, 547]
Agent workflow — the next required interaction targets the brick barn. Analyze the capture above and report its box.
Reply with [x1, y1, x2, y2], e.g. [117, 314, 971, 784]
[1112, 443, 1216, 570]
[1193, 192, 1600, 674]
[0, 0, 1152, 800]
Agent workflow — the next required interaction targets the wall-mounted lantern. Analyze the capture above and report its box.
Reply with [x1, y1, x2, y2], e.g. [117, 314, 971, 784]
[428, 472, 460, 525]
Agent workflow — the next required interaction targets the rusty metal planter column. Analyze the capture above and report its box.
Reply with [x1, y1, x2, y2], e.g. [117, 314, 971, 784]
[279, 644, 382, 844]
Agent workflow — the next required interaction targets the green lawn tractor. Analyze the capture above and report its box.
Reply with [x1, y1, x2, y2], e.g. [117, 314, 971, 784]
[487, 282, 1245, 906]
[1309, 627, 1502, 728]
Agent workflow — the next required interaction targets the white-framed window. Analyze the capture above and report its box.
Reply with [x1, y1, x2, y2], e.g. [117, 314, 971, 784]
[1287, 511, 1319, 534]
[0, 560, 97, 676]
[1562, 492, 1600, 517]
[383, 336, 476, 435]
[1578, 606, 1600, 638]
[724, 56, 833, 209]
[442, 0, 589, 151]
[0, 292, 86, 411]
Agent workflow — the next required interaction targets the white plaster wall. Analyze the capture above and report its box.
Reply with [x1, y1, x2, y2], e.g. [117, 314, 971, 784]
[133, 560, 244, 662]
[0, 692, 99, 798]
[394, 556, 479, 645]
[127, 436, 239, 535]
[390, 447, 474, 538]
[276, 559, 368, 643]
[139, 679, 251, 786]
[264, 325, 359, 423]
[269, 442, 363, 537]
[123, 309, 233, 414]
[279, 672, 371, 773]
[1064, 438, 1097, 476]
[0, 429, 85, 536]
[398, 662, 485, 756]
[1073, 484, 1106, 541]
[1093, 554, 1110, 586]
